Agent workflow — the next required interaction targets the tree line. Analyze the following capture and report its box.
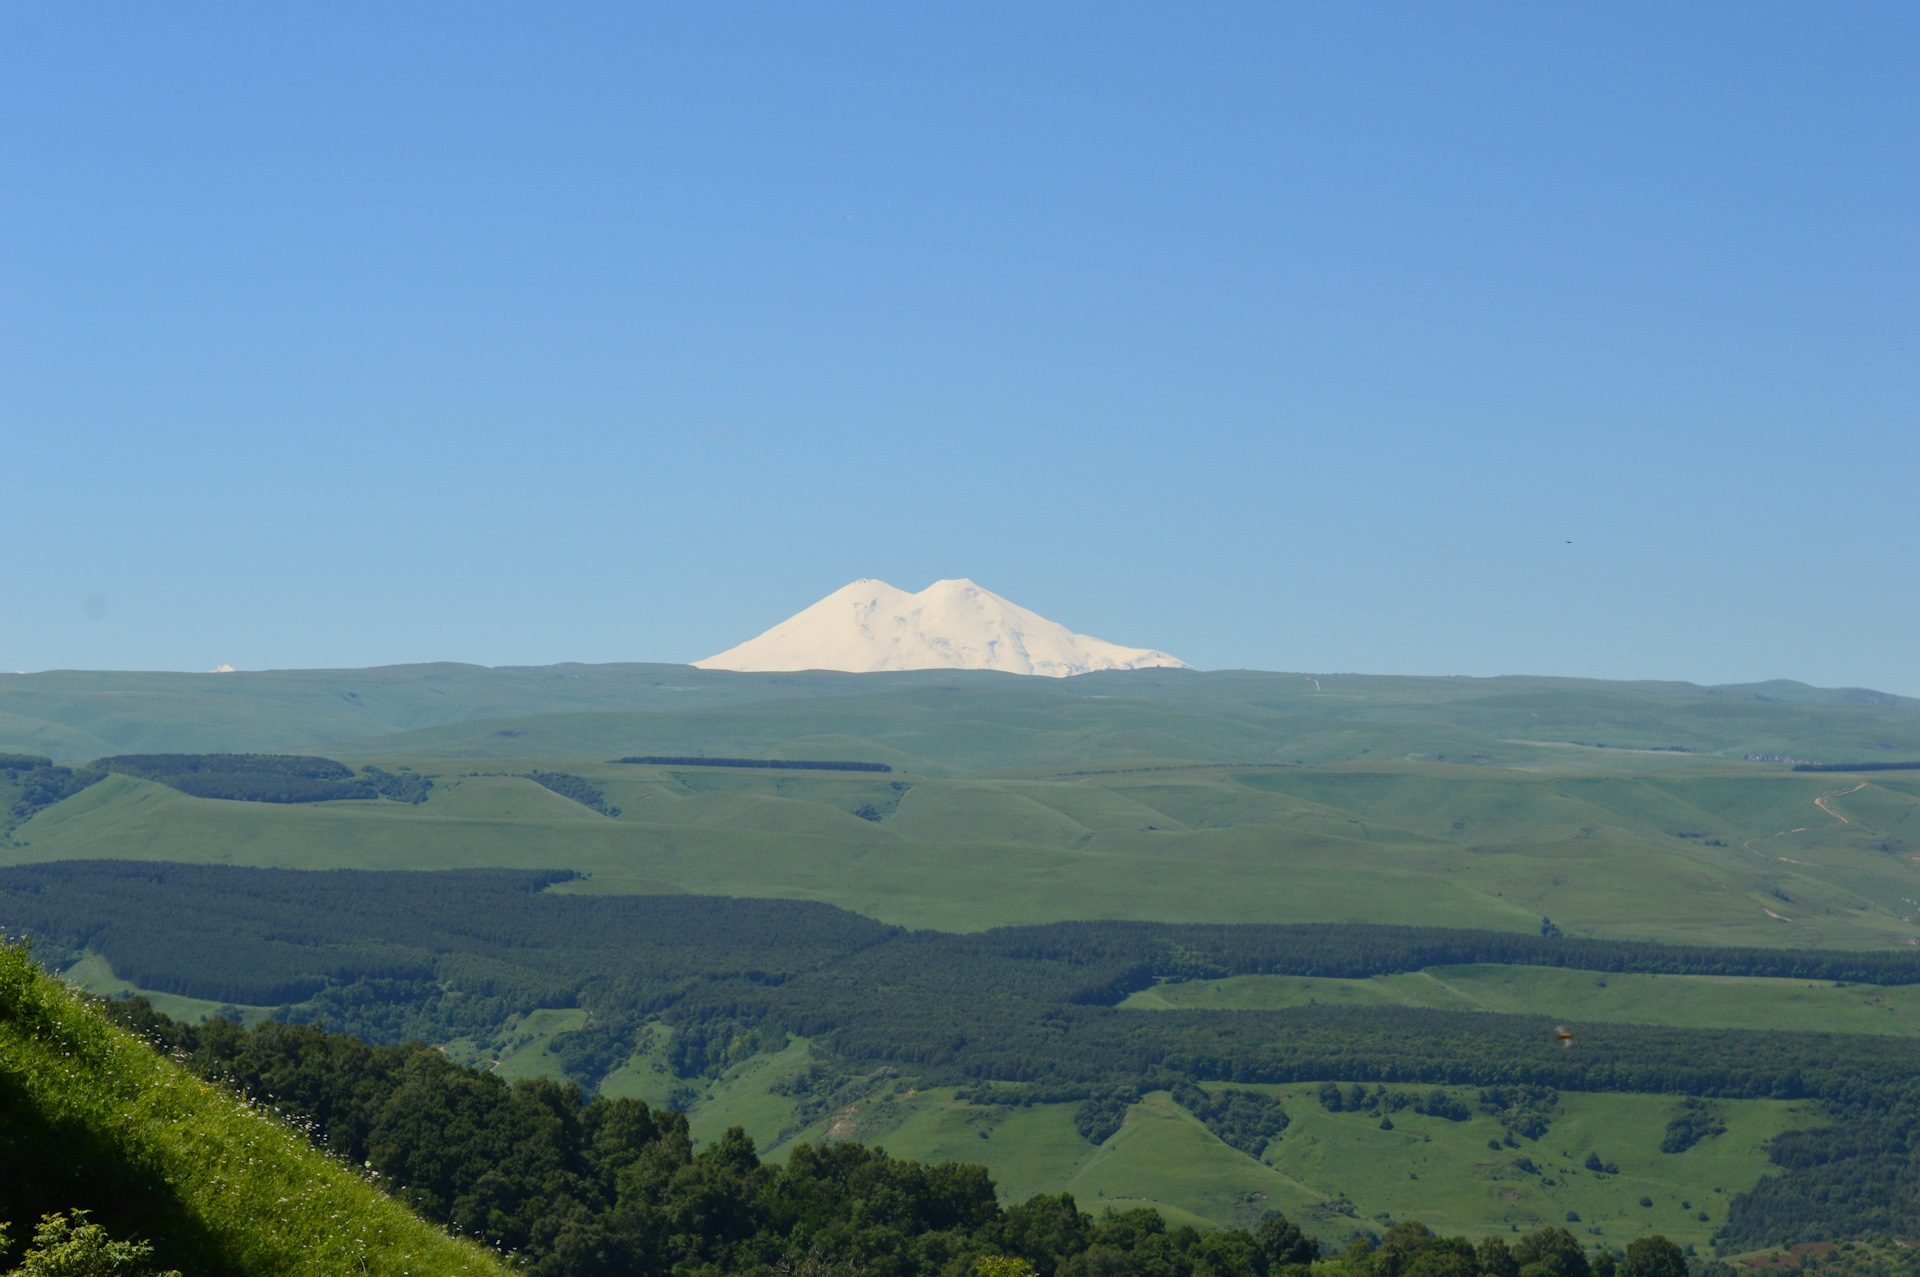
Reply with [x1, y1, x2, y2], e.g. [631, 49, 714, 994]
[3, 753, 435, 809]
[615, 757, 891, 772]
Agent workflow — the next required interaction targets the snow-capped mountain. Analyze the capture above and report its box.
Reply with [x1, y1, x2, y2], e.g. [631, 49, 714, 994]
[693, 579, 1191, 678]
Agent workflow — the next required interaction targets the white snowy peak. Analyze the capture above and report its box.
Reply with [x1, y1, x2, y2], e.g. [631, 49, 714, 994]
[694, 579, 1191, 678]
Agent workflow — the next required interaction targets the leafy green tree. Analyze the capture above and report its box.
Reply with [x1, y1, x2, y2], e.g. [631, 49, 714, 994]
[1254, 1215, 1319, 1268]
[1619, 1237, 1687, 1277]
[1001, 1194, 1091, 1273]
[1513, 1228, 1590, 1277]
[977, 1258, 1039, 1277]
[1476, 1237, 1519, 1277]
[1404, 1239, 1477, 1277]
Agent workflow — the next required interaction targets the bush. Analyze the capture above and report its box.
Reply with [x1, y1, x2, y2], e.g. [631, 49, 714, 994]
[4, 1210, 179, 1277]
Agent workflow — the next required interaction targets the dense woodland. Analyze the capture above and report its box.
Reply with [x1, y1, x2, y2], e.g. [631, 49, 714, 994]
[2, 752, 435, 810]
[9, 861, 1920, 1252]
[95, 997, 1695, 1277]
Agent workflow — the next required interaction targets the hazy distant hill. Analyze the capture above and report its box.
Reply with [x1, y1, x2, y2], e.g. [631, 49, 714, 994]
[1, 663, 1914, 765]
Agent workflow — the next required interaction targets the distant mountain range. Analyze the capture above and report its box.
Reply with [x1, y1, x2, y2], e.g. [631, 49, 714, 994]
[693, 578, 1191, 677]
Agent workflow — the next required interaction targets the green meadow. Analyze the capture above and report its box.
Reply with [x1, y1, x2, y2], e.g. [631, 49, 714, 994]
[1123, 966, 1920, 1035]
[12, 754, 1919, 946]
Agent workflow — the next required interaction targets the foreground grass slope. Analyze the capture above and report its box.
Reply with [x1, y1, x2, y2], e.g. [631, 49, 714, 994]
[0, 941, 504, 1277]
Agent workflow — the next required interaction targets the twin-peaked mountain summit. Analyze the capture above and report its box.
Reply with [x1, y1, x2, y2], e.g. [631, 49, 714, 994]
[693, 578, 1191, 678]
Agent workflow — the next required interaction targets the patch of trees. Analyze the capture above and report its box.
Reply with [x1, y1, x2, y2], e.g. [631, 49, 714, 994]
[1073, 1093, 1132, 1145]
[1172, 1081, 1290, 1157]
[100, 754, 379, 803]
[1719, 1103, 1920, 1249]
[524, 771, 620, 817]
[1317, 1084, 1471, 1125]
[0, 755, 105, 822]
[1478, 1086, 1560, 1140]
[546, 1012, 647, 1090]
[615, 756, 891, 772]
[361, 765, 432, 804]
[5, 753, 434, 812]
[1661, 1099, 1726, 1153]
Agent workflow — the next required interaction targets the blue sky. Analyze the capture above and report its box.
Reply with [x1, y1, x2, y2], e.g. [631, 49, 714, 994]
[4, 4, 1915, 692]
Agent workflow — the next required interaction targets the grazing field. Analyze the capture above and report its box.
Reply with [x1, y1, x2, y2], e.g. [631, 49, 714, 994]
[1123, 966, 1920, 1035]
[11, 755, 1919, 947]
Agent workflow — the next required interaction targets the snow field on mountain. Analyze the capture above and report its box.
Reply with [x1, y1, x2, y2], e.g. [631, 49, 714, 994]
[694, 578, 1190, 676]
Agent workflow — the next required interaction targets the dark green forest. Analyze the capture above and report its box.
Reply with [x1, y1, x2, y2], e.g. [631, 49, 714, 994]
[614, 757, 892, 771]
[8, 860, 1920, 1253]
[3, 752, 436, 809]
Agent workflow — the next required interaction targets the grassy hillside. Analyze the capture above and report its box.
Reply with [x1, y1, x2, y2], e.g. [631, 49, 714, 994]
[0, 940, 504, 1276]
[639, 1044, 1807, 1246]
[11, 757, 1917, 946]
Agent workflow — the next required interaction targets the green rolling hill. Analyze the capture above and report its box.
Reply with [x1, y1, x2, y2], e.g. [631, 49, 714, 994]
[9, 754, 1916, 945]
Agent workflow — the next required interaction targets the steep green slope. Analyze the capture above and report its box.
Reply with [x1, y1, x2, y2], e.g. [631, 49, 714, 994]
[0, 941, 504, 1276]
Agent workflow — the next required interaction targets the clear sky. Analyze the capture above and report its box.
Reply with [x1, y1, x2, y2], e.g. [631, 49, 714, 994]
[3, 4, 1915, 692]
